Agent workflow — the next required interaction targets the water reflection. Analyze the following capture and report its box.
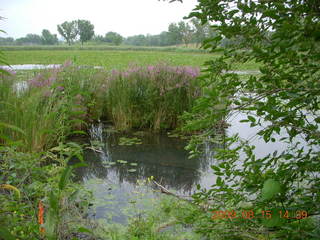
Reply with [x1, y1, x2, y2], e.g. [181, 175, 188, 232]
[76, 129, 213, 194]
[73, 126, 216, 223]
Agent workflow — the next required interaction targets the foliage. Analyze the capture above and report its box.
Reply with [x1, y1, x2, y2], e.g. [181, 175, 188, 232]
[0, 62, 105, 152]
[16, 33, 42, 45]
[77, 19, 95, 45]
[93, 191, 202, 239]
[104, 31, 123, 45]
[41, 29, 58, 45]
[57, 21, 79, 45]
[104, 64, 200, 131]
[0, 36, 15, 45]
[0, 144, 91, 240]
[173, 0, 320, 239]
[3, 49, 219, 69]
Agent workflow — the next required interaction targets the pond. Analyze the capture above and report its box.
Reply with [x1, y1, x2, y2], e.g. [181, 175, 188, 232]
[74, 124, 217, 224]
[74, 111, 310, 224]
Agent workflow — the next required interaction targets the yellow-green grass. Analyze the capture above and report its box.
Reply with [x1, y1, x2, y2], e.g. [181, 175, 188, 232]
[3, 50, 260, 70]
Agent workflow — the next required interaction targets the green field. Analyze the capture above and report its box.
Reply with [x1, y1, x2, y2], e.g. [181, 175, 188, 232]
[3, 49, 259, 70]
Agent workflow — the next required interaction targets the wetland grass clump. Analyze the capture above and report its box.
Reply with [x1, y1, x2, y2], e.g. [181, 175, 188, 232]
[104, 64, 201, 131]
[0, 61, 201, 239]
[0, 62, 105, 152]
[0, 61, 200, 151]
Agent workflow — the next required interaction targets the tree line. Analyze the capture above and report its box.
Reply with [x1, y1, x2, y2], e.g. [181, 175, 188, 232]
[0, 18, 225, 47]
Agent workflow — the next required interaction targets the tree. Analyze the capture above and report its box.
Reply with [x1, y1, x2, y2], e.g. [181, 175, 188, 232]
[167, 23, 182, 45]
[57, 21, 78, 45]
[92, 34, 105, 43]
[124, 34, 147, 46]
[16, 34, 42, 45]
[41, 29, 58, 45]
[104, 31, 123, 45]
[177, 21, 194, 47]
[166, 0, 320, 238]
[190, 18, 215, 47]
[77, 19, 94, 45]
[0, 37, 14, 46]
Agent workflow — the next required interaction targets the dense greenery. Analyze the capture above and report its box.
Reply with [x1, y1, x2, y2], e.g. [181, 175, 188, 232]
[2, 0, 319, 238]
[104, 64, 200, 130]
[0, 58, 206, 237]
[168, 0, 320, 239]
[2, 49, 219, 68]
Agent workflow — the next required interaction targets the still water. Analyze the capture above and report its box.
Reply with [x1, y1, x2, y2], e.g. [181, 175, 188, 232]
[74, 125, 216, 223]
[73, 112, 309, 224]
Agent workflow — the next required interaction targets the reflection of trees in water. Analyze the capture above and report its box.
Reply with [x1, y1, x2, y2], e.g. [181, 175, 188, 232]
[74, 132, 216, 194]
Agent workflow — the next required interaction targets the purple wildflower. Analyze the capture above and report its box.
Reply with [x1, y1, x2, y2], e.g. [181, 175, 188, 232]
[56, 86, 64, 91]
[63, 60, 72, 68]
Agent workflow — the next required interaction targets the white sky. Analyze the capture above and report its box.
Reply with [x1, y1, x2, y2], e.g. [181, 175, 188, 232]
[0, 0, 197, 39]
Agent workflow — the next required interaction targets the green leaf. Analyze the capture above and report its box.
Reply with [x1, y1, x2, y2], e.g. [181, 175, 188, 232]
[211, 165, 220, 172]
[262, 208, 285, 227]
[261, 179, 281, 201]
[0, 122, 26, 136]
[78, 227, 93, 234]
[247, 115, 256, 122]
[59, 166, 73, 190]
[49, 191, 59, 212]
[0, 227, 16, 240]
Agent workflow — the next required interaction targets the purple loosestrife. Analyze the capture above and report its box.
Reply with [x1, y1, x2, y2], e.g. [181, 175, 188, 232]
[29, 74, 57, 88]
[63, 60, 72, 68]
[56, 86, 64, 91]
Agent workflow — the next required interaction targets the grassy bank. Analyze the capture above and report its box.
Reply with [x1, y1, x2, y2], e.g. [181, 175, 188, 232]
[0, 61, 203, 239]
[2, 49, 260, 70]
[0, 44, 208, 53]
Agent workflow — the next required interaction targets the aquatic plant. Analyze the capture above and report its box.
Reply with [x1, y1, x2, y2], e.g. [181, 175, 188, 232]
[0, 61, 105, 152]
[104, 63, 200, 131]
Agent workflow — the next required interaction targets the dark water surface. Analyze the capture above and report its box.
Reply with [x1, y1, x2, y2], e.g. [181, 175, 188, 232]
[74, 111, 312, 224]
[74, 124, 216, 223]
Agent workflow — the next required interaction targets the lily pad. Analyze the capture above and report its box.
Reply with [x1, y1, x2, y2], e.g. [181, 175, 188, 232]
[118, 137, 142, 146]
[130, 163, 138, 166]
[128, 169, 137, 173]
[117, 160, 128, 164]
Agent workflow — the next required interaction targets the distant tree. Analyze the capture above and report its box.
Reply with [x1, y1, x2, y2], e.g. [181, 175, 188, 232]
[125, 35, 147, 46]
[190, 18, 206, 47]
[168, 23, 182, 45]
[16, 34, 42, 45]
[190, 18, 216, 47]
[104, 31, 123, 45]
[92, 34, 105, 43]
[158, 31, 171, 46]
[57, 21, 79, 45]
[77, 19, 94, 45]
[0, 37, 14, 45]
[41, 29, 58, 45]
[177, 21, 194, 47]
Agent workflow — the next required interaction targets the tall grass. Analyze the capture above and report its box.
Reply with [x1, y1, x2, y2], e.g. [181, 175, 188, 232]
[0, 62, 104, 152]
[103, 63, 200, 131]
[0, 61, 200, 151]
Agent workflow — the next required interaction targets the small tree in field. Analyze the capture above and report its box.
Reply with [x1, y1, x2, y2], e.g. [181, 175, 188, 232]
[41, 29, 58, 45]
[104, 32, 123, 45]
[57, 21, 78, 45]
[77, 19, 95, 45]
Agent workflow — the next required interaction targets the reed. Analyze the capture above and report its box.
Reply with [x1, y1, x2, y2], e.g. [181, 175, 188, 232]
[0, 62, 200, 151]
[0, 62, 104, 152]
[103, 63, 200, 131]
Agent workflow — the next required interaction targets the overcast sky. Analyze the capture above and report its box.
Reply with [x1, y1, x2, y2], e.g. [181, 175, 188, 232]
[0, 0, 197, 39]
